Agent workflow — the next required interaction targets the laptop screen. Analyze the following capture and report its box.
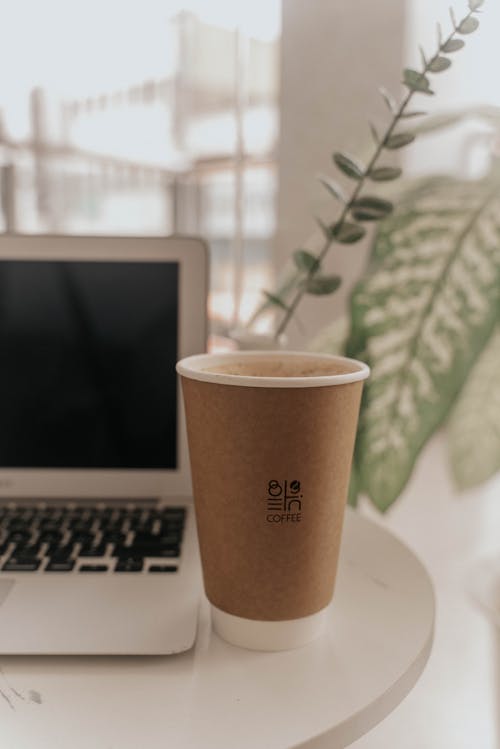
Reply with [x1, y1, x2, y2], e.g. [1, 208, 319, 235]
[0, 260, 179, 470]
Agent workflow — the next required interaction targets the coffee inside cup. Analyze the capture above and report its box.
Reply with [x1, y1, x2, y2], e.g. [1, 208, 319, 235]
[204, 356, 358, 378]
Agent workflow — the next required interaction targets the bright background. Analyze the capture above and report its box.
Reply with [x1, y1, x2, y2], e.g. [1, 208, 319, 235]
[1, 2, 500, 747]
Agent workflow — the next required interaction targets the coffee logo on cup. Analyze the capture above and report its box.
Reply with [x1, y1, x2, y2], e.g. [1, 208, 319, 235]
[266, 480, 302, 523]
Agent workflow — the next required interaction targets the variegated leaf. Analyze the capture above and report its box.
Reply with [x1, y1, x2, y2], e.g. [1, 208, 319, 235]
[346, 179, 500, 511]
[447, 327, 500, 490]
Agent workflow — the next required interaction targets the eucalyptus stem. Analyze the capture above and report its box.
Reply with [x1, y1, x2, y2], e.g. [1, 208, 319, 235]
[272, 3, 479, 340]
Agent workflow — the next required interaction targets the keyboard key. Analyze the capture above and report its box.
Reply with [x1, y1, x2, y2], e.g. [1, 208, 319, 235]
[78, 544, 107, 557]
[100, 531, 126, 545]
[47, 544, 75, 561]
[38, 530, 63, 544]
[38, 521, 62, 533]
[3, 559, 40, 572]
[13, 543, 41, 558]
[79, 564, 108, 573]
[4, 520, 30, 532]
[115, 558, 143, 572]
[6, 531, 31, 544]
[46, 560, 75, 572]
[148, 565, 178, 573]
[113, 545, 180, 559]
[69, 520, 94, 532]
[133, 533, 179, 546]
[131, 523, 155, 535]
[69, 532, 93, 546]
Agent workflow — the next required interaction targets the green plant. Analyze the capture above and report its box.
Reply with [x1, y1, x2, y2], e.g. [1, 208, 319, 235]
[345, 170, 500, 510]
[306, 96, 500, 507]
[249, 0, 500, 511]
[250, 0, 486, 338]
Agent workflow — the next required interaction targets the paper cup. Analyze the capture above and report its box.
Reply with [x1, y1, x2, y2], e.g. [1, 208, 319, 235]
[177, 351, 369, 650]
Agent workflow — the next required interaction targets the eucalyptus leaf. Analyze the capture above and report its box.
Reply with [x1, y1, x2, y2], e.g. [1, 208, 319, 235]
[316, 216, 332, 240]
[306, 275, 342, 295]
[346, 179, 500, 511]
[293, 249, 320, 273]
[403, 69, 434, 95]
[419, 45, 427, 69]
[333, 152, 364, 180]
[247, 266, 301, 327]
[262, 290, 289, 311]
[369, 122, 380, 145]
[385, 132, 416, 149]
[379, 86, 397, 114]
[448, 327, 500, 490]
[436, 22, 443, 47]
[351, 196, 394, 221]
[442, 38, 465, 52]
[369, 167, 402, 182]
[468, 0, 484, 8]
[449, 7, 457, 28]
[458, 16, 479, 33]
[330, 221, 366, 244]
[318, 175, 346, 202]
[428, 56, 452, 72]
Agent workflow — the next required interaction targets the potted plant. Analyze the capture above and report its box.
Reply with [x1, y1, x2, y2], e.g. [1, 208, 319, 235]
[248, 0, 497, 511]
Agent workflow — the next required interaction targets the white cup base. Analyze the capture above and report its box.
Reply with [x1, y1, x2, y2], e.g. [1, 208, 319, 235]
[211, 604, 330, 651]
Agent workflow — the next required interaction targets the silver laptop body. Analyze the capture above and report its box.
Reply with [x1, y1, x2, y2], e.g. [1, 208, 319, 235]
[0, 235, 207, 654]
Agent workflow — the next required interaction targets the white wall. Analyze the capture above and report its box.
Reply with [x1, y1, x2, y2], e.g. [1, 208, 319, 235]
[276, 0, 405, 348]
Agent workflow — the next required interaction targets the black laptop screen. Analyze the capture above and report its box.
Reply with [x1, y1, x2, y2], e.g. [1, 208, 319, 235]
[0, 260, 179, 469]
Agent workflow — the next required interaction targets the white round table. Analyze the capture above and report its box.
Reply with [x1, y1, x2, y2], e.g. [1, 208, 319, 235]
[0, 509, 435, 749]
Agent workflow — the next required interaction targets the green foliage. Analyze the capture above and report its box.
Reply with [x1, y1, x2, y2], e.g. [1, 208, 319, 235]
[293, 249, 320, 273]
[345, 178, 500, 511]
[447, 327, 500, 489]
[385, 132, 416, 149]
[318, 175, 346, 203]
[437, 21, 443, 47]
[369, 122, 380, 145]
[250, 1, 496, 509]
[305, 275, 342, 295]
[442, 38, 465, 52]
[458, 16, 480, 33]
[255, 0, 485, 354]
[330, 221, 366, 243]
[351, 196, 394, 221]
[429, 56, 452, 72]
[379, 87, 397, 114]
[403, 69, 434, 95]
[333, 152, 364, 180]
[262, 291, 288, 311]
[369, 167, 402, 181]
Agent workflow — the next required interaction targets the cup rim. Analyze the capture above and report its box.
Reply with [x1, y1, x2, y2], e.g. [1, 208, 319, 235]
[176, 351, 370, 388]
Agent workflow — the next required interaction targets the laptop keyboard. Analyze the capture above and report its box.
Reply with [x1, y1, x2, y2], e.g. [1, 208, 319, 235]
[0, 504, 186, 573]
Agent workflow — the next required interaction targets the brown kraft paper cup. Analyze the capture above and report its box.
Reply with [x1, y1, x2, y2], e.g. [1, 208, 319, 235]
[176, 351, 369, 649]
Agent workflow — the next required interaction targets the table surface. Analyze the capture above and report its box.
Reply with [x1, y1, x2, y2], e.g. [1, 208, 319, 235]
[0, 509, 435, 749]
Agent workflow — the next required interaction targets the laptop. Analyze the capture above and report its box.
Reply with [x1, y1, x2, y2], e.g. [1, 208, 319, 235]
[0, 234, 207, 655]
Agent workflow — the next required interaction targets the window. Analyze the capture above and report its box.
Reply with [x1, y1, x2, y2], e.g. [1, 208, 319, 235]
[0, 1, 281, 341]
